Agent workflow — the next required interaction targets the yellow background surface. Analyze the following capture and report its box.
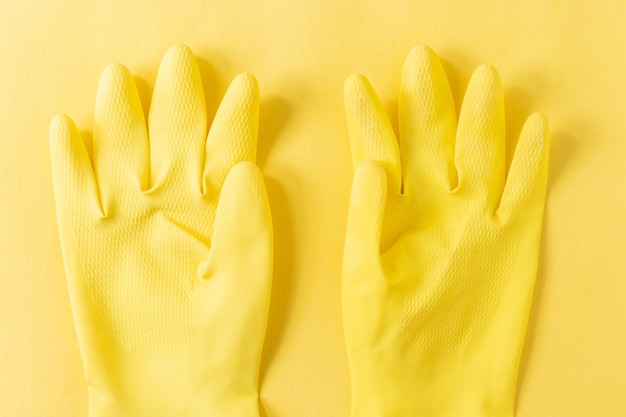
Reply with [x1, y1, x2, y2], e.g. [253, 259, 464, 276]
[1, 1, 624, 415]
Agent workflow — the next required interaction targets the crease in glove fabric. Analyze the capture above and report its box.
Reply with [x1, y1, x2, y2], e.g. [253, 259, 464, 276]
[342, 46, 549, 416]
[49, 44, 273, 417]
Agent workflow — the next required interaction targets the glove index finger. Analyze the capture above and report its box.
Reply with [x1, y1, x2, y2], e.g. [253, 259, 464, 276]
[344, 74, 402, 193]
[49, 114, 103, 219]
[498, 112, 549, 219]
[203, 73, 260, 197]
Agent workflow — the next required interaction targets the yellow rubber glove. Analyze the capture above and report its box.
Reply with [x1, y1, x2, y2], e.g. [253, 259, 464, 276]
[49, 45, 272, 417]
[342, 46, 549, 417]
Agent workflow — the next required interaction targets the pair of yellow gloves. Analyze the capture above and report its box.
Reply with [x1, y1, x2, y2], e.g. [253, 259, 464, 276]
[50, 44, 549, 417]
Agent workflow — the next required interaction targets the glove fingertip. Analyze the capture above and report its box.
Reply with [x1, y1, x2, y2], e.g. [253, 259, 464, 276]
[210, 162, 272, 264]
[49, 113, 86, 179]
[49, 114, 102, 218]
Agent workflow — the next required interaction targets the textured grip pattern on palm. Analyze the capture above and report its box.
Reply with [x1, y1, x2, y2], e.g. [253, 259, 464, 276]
[51, 45, 262, 359]
[392, 199, 519, 352]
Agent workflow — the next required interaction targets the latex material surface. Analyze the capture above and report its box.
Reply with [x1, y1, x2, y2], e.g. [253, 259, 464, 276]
[49, 45, 272, 417]
[3, 2, 626, 416]
[342, 47, 549, 417]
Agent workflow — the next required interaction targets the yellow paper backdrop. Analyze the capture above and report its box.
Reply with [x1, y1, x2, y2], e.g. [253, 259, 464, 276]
[1, 1, 624, 416]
